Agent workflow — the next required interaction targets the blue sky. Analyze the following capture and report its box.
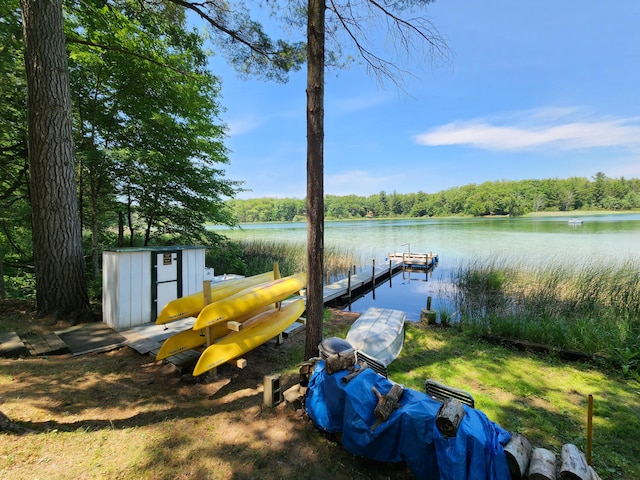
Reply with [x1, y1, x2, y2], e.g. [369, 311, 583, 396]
[203, 1, 640, 199]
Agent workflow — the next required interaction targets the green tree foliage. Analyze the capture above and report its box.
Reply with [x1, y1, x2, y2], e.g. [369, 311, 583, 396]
[228, 174, 640, 222]
[2, 0, 258, 294]
[66, 1, 242, 253]
[0, 3, 31, 298]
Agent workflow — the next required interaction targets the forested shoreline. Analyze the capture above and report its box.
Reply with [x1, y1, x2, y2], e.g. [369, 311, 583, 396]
[229, 172, 640, 222]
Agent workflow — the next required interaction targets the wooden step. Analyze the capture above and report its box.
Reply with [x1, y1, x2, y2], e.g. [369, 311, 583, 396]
[0, 332, 29, 358]
[22, 333, 70, 356]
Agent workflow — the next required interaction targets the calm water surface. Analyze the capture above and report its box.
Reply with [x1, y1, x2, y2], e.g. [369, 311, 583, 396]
[211, 213, 640, 320]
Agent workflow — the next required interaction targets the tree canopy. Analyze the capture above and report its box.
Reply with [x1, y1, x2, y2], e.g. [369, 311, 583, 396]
[3, 0, 304, 303]
[228, 173, 640, 222]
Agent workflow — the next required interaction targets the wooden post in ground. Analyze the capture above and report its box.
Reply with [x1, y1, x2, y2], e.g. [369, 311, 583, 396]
[274, 262, 281, 308]
[587, 394, 593, 465]
[203, 280, 212, 346]
[371, 259, 376, 300]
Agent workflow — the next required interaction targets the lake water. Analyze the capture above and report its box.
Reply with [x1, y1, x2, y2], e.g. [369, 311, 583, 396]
[211, 213, 640, 320]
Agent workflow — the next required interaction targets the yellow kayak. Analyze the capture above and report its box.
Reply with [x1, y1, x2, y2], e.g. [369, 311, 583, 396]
[192, 298, 305, 376]
[156, 271, 274, 324]
[192, 273, 307, 331]
[155, 305, 273, 360]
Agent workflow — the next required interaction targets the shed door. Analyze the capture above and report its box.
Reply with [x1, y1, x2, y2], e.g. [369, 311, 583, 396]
[153, 251, 182, 319]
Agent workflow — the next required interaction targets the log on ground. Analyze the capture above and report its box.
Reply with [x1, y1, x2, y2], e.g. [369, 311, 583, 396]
[504, 433, 532, 479]
[560, 443, 590, 480]
[527, 447, 557, 480]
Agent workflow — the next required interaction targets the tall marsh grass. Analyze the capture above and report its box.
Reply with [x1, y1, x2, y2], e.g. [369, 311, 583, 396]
[211, 239, 361, 282]
[455, 258, 640, 369]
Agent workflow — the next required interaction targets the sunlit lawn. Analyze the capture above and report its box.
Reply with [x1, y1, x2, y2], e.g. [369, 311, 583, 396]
[383, 322, 640, 479]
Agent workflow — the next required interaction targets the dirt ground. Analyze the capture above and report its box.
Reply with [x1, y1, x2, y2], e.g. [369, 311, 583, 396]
[0, 299, 415, 479]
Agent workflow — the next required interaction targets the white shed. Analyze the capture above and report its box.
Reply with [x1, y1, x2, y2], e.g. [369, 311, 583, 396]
[102, 246, 207, 330]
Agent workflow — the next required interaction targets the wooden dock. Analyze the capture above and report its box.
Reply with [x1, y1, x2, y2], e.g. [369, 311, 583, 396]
[322, 259, 404, 305]
[387, 252, 438, 270]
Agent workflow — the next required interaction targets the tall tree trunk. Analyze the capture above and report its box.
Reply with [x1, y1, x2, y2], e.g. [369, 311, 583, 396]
[304, 0, 325, 359]
[21, 0, 89, 318]
[0, 246, 5, 299]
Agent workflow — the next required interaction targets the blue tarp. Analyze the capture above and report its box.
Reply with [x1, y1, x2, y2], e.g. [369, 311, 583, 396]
[305, 361, 512, 480]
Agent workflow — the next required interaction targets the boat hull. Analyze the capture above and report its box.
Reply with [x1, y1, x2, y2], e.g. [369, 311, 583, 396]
[192, 299, 305, 376]
[156, 271, 274, 324]
[155, 305, 273, 360]
[192, 273, 307, 330]
[346, 307, 406, 367]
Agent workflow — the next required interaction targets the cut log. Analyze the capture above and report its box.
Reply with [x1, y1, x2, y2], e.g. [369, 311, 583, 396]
[435, 397, 466, 438]
[299, 358, 319, 386]
[527, 447, 557, 480]
[283, 383, 306, 410]
[504, 433, 533, 479]
[342, 362, 368, 384]
[372, 383, 404, 422]
[560, 443, 590, 480]
[325, 350, 356, 375]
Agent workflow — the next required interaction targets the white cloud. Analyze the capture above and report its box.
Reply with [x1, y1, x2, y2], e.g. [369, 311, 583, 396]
[226, 115, 265, 136]
[326, 169, 407, 196]
[415, 110, 640, 151]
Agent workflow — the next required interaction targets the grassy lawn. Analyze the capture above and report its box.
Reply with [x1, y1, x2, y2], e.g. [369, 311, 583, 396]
[387, 323, 640, 479]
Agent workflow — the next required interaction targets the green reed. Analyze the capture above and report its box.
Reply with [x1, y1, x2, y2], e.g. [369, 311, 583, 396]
[454, 258, 640, 370]
[225, 239, 360, 282]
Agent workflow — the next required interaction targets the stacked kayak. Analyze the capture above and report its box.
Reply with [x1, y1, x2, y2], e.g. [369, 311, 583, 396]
[156, 271, 275, 324]
[155, 272, 307, 376]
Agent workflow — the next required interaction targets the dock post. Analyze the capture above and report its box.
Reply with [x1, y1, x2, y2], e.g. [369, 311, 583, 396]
[371, 259, 376, 300]
[347, 269, 352, 304]
[388, 260, 392, 287]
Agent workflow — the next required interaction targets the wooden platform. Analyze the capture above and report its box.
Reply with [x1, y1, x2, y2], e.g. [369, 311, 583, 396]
[387, 252, 438, 269]
[323, 259, 403, 304]
[0, 332, 29, 358]
[23, 333, 69, 356]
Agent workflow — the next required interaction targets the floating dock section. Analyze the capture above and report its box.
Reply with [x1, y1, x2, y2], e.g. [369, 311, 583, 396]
[387, 252, 438, 270]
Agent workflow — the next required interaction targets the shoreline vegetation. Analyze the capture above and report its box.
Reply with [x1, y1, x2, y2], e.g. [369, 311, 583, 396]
[226, 174, 640, 223]
[208, 209, 639, 227]
[213, 238, 640, 379]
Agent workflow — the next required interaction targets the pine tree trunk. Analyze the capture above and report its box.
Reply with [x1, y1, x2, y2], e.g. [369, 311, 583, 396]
[304, 0, 326, 359]
[21, 0, 89, 318]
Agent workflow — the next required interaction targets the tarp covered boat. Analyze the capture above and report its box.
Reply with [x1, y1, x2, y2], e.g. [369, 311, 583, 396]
[305, 361, 512, 480]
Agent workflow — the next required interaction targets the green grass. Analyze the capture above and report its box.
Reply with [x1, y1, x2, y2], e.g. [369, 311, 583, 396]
[388, 322, 640, 478]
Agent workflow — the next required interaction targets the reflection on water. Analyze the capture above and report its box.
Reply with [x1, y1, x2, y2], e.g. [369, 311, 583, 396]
[342, 266, 455, 321]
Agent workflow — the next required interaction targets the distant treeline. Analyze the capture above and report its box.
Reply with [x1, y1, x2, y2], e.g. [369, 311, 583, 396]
[228, 172, 640, 222]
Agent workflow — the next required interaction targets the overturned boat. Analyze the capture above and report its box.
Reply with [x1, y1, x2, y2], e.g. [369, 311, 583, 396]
[320, 307, 406, 377]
